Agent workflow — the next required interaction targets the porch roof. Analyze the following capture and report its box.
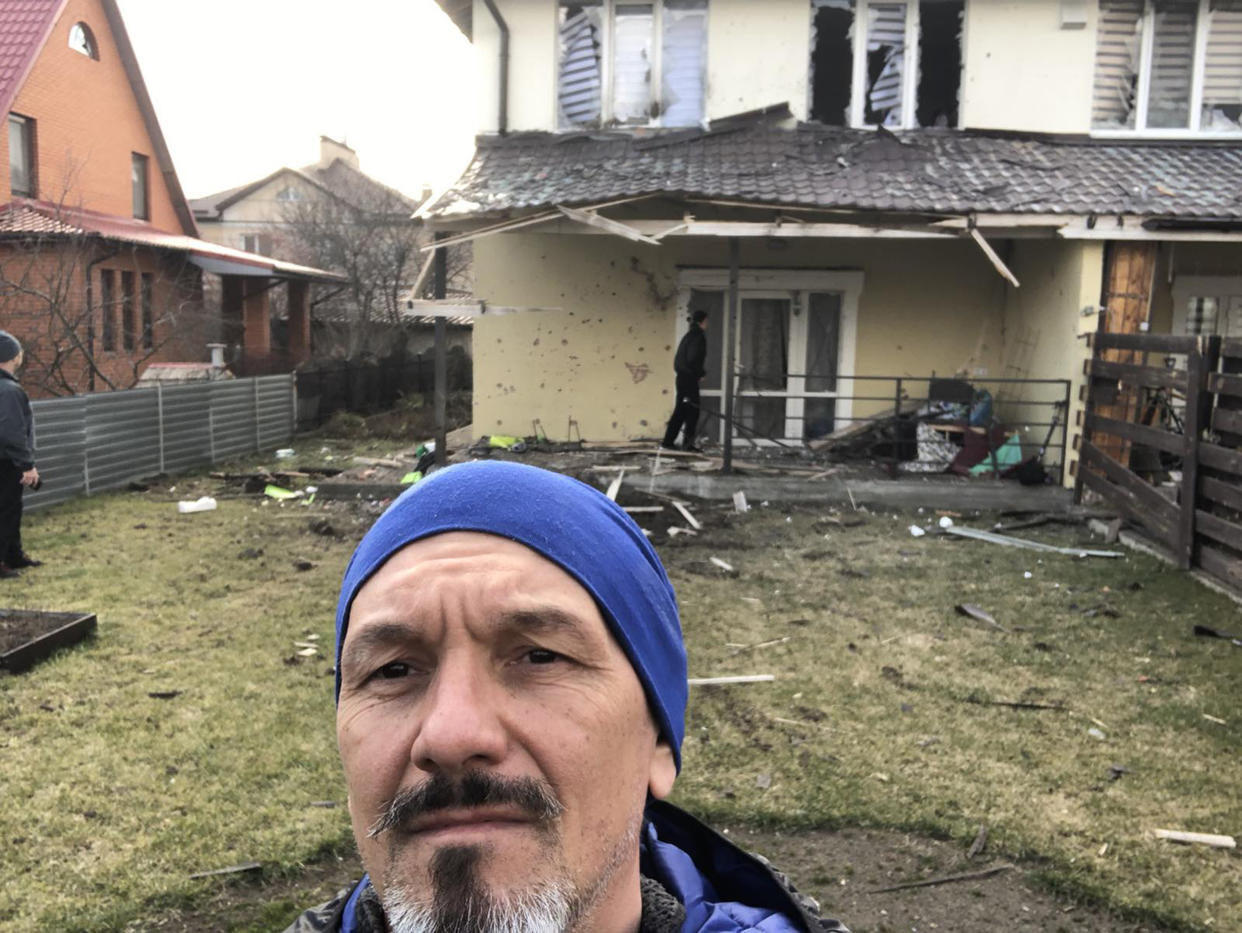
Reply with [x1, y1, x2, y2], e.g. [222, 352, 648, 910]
[0, 199, 346, 283]
[423, 123, 1242, 225]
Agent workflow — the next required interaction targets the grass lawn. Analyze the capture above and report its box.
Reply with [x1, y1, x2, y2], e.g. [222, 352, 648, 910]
[1, 436, 1239, 932]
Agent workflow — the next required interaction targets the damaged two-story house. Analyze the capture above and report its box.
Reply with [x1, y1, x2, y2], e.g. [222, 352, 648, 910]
[424, 0, 1242, 484]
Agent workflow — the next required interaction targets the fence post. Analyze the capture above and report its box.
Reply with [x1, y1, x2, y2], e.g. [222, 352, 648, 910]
[722, 238, 740, 474]
[1059, 379, 1071, 487]
[892, 377, 904, 475]
[1073, 309, 1108, 503]
[156, 382, 166, 474]
[253, 377, 262, 453]
[1178, 336, 1221, 570]
[290, 372, 298, 440]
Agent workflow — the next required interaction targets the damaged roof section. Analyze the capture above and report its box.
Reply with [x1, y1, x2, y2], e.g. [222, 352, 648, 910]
[424, 120, 1242, 222]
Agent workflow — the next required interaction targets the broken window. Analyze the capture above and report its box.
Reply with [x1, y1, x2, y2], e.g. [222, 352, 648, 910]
[557, 0, 706, 129]
[811, 0, 854, 125]
[1093, 0, 1242, 133]
[809, 0, 961, 129]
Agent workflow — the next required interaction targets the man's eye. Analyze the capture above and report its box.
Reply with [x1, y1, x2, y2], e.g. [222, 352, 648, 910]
[375, 662, 410, 680]
[526, 649, 561, 665]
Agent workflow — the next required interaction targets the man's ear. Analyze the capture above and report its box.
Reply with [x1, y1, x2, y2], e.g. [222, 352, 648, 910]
[648, 739, 677, 800]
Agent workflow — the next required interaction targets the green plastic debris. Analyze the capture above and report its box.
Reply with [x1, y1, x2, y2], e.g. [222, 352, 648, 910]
[401, 471, 423, 485]
[264, 484, 301, 500]
[970, 434, 1024, 475]
[488, 435, 522, 450]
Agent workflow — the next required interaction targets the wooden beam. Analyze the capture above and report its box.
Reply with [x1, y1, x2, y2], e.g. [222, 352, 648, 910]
[1091, 332, 1199, 354]
[556, 204, 663, 245]
[1084, 413, 1187, 456]
[405, 300, 559, 318]
[969, 228, 1021, 287]
[1201, 475, 1242, 513]
[1089, 358, 1186, 390]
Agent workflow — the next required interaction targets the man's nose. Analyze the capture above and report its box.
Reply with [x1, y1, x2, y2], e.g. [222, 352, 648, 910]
[408, 656, 508, 774]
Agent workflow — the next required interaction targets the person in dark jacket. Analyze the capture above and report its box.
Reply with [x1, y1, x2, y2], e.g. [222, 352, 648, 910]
[0, 331, 40, 579]
[285, 461, 848, 933]
[661, 310, 708, 452]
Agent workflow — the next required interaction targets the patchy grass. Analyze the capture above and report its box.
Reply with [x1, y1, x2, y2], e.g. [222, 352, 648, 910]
[1, 456, 1239, 931]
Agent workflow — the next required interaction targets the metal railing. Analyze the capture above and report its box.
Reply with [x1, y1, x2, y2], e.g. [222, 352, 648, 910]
[698, 372, 1072, 483]
[25, 375, 295, 512]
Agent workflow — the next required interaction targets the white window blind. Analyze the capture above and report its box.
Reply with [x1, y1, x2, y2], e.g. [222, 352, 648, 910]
[866, 2, 907, 126]
[1147, 1, 1198, 128]
[1203, 1, 1242, 128]
[612, 4, 655, 124]
[1093, 0, 1144, 128]
[558, 3, 604, 127]
[660, 0, 707, 125]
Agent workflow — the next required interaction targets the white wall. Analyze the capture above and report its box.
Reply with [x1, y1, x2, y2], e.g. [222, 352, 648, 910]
[706, 0, 812, 122]
[961, 0, 1097, 134]
[473, 0, 558, 132]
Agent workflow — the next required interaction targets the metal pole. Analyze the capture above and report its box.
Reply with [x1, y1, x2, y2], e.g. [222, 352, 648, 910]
[1059, 380, 1070, 487]
[290, 371, 298, 440]
[156, 382, 166, 474]
[893, 377, 904, 475]
[433, 232, 448, 467]
[722, 238, 740, 474]
[253, 377, 262, 453]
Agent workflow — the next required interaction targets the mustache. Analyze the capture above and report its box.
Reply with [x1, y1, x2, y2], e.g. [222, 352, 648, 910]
[367, 771, 565, 839]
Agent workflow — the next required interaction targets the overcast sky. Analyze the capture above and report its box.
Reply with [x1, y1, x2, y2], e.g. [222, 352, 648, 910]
[116, 0, 479, 201]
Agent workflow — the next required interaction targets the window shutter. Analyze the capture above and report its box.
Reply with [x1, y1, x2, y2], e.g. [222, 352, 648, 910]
[612, 4, 655, 124]
[558, 5, 604, 127]
[660, 0, 707, 126]
[1203, 3, 1242, 129]
[866, 3, 907, 126]
[1147, 0, 1198, 128]
[1093, 0, 1143, 128]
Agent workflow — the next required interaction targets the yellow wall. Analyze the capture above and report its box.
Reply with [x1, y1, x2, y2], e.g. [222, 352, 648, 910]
[471, 232, 1031, 440]
[473, 0, 1098, 134]
[960, 0, 1096, 134]
[1000, 239, 1103, 481]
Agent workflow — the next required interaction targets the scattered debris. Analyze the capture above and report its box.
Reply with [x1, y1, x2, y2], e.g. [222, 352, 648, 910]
[176, 496, 217, 514]
[730, 636, 792, 654]
[147, 690, 182, 700]
[943, 525, 1122, 558]
[622, 506, 663, 514]
[1088, 727, 1107, 741]
[938, 515, 955, 529]
[908, 525, 926, 538]
[1088, 517, 1124, 543]
[1108, 764, 1130, 781]
[965, 695, 1065, 711]
[293, 559, 316, 572]
[755, 773, 772, 789]
[264, 485, 302, 501]
[308, 518, 340, 537]
[967, 824, 988, 859]
[733, 491, 750, 513]
[955, 603, 1006, 633]
[1193, 624, 1242, 647]
[188, 861, 262, 881]
[709, 556, 735, 573]
[687, 674, 776, 686]
[353, 455, 404, 468]
[275, 448, 295, 459]
[606, 471, 625, 501]
[1153, 829, 1236, 849]
[296, 648, 318, 657]
[673, 501, 703, 530]
[400, 471, 423, 485]
[308, 800, 337, 808]
[237, 547, 263, 560]
[668, 527, 698, 538]
[868, 863, 1015, 894]
[1203, 713, 1227, 725]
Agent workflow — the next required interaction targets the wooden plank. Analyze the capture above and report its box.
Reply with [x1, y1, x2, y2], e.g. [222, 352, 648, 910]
[1179, 344, 1209, 569]
[1221, 337, 1242, 360]
[1209, 372, 1242, 398]
[1199, 442, 1242, 476]
[1084, 413, 1186, 456]
[1079, 465, 1177, 548]
[1092, 332, 1200, 354]
[969, 228, 1021, 287]
[1201, 476, 1242, 513]
[1196, 510, 1242, 551]
[1079, 441, 1180, 536]
[1212, 407, 1242, 436]
[1089, 358, 1187, 391]
[1198, 543, 1242, 590]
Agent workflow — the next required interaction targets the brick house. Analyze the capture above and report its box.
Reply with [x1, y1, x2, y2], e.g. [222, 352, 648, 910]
[0, 0, 341, 396]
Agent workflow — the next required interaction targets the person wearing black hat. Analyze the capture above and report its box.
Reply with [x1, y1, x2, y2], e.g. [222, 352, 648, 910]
[0, 331, 41, 578]
[661, 310, 708, 452]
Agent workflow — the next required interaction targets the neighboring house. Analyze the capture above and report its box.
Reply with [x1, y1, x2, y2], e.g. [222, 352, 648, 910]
[0, 0, 340, 396]
[425, 0, 1242, 484]
[192, 137, 469, 362]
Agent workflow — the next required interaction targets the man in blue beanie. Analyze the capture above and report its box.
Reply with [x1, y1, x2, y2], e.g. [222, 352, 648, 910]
[0, 331, 41, 579]
[286, 461, 847, 933]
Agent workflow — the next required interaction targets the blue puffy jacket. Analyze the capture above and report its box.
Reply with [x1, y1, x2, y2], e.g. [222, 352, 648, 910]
[283, 800, 849, 933]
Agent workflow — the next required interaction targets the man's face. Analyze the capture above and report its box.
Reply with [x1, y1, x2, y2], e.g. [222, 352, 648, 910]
[337, 532, 676, 932]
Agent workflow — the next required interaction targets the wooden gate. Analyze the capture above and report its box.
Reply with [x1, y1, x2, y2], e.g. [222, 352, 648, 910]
[1076, 321, 1242, 589]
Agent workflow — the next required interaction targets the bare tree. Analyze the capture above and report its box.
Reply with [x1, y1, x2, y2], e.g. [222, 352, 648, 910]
[280, 171, 471, 360]
[0, 199, 211, 396]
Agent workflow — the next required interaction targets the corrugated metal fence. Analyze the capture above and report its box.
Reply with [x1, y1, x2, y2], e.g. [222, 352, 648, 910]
[24, 375, 295, 512]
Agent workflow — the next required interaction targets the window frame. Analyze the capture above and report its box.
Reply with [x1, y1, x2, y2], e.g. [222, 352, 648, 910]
[100, 269, 116, 352]
[69, 22, 99, 60]
[140, 272, 154, 350]
[1092, 0, 1242, 137]
[121, 270, 136, 351]
[8, 113, 36, 198]
[555, 0, 709, 129]
[842, 0, 963, 130]
[131, 152, 150, 220]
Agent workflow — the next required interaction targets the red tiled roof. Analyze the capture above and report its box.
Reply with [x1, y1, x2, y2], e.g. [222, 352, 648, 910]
[0, 198, 346, 282]
[0, 0, 64, 115]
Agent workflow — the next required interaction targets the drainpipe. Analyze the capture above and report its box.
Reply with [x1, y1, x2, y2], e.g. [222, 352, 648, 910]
[481, 0, 509, 135]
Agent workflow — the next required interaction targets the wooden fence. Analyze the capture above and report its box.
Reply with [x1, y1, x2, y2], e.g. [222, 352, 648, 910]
[1075, 324, 1242, 589]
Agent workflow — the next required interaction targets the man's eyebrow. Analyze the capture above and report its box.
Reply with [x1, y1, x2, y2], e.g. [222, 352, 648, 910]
[340, 621, 424, 672]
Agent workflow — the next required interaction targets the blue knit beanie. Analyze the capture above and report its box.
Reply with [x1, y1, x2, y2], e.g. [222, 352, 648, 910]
[0, 331, 21, 364]
[334, 460, 688, 769]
